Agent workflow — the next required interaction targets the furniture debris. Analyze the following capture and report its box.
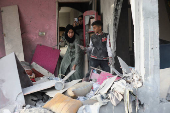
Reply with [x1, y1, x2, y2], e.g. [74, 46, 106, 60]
[43, 93, 82, 113]
[65, 82, 93, 98]
[22, 80, 57, 95]
[31, 62, 55, 77]
[31, 44, 60, 74]
[43, 79, 82, 97]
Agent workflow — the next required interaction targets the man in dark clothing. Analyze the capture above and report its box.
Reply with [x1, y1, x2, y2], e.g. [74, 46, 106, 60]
[73, 15, 84, 45]
[73, 15, 83, 30]
[79, 20, 113, 81]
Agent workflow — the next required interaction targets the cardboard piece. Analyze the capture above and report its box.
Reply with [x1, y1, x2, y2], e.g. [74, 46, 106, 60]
[31, 62, 55, 77]
[1, 5, 24, 61]
[22, 80, 56, 95]
[42, 79, 82, 97]
[0, 53, 25, 111]
[31, 45, 60, 74]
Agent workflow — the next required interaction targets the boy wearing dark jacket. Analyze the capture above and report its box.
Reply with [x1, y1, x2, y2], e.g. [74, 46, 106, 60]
[79, 20, 113, 81]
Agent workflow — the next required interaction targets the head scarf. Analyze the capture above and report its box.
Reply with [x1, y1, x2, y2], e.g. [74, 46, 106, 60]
[65, 24, 77, 43]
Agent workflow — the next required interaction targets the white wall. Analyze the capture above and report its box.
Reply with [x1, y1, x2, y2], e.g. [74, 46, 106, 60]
[100, 0, 116, 62]
[70, 8, 83, 25]
[59, 12, 70, 27]
[59, 9, 82, 27]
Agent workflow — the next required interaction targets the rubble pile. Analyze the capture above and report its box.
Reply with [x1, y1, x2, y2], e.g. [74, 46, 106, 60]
[0, 52, 147, 113]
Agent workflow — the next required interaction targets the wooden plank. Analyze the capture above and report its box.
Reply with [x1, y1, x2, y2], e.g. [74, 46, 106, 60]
[0, 53, 25, 111]
[1, 5, 24, 61]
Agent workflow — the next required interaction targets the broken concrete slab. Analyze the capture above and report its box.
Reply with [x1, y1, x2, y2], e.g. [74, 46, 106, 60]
[0, 53, 25, 112]
[1, 5, 24, 61]
[22, 80, 56, 95]
[31, 62, 55, 77]
[20, 107, 53, 113]
[31, 44, 60, 74]
[42, 79, 82, 97]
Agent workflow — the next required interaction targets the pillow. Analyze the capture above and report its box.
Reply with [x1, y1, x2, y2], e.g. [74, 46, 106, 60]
[43, 93, 82, 113]
[65, 82, 93, 98]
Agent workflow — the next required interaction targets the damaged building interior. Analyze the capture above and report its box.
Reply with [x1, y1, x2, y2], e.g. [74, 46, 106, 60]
[1, 0, 170, 113]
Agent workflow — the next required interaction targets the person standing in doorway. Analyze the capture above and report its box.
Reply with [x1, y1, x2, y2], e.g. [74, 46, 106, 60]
[73, 15, 83, 30]
[59, 24, 84, 81]
[73, 15, 84, 45]
[79, 20, 113, 81]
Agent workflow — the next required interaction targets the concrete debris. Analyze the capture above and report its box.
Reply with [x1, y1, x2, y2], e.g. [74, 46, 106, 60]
[24, 92, 50, 107]
[78, 93, 108, 113]
[20, 107, 54, 113]
[0, 53, 145, 113]
[111, 79, 126, 95]
[77, 102, 106, 113]
[166, 86, 170, 101]
[24, 95, 38, 106]
[109, 91, 123, 106]
[160, 68, 170, 99]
